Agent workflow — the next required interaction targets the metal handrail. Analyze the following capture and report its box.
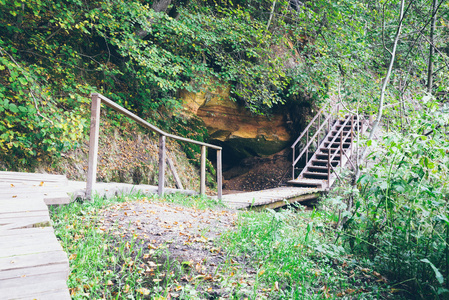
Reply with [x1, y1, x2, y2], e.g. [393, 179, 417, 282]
[327, 116, 352, 161]
[292, 114, 332, 166]
[291, 106, 327, 148]
[86, 93, 222, 199]
[327, 116, 356, 186]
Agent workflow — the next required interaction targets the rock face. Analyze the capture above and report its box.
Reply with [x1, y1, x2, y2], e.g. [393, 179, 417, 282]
[180, 86, 291, 161]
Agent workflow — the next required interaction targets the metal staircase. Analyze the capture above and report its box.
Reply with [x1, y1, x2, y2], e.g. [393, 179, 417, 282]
[288, 107, 370, 190]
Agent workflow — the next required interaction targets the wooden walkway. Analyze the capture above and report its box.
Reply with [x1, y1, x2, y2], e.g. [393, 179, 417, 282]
[0, 171, 71, 300]
[0, 171, 323, 299]
[222, 187, 322, 209]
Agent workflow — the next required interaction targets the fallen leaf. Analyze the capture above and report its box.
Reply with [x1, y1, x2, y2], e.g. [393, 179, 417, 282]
[345, 288, 355, 294]
[39, 181, 44, 186]
[137, 288, 150, 295]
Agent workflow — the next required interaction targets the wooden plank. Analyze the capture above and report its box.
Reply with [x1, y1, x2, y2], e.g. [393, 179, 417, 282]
[43, 194, 70, 205]
[0, 239, 64, 258]
[0, 277, 69, 299]
[0, 250, 68, 272]
[0, 229, 57, 248]
[0, 262, 69, 280]
[0, 186, 72, 195]
[0, 227, 54, 237]
[0, 192, 70, 205]
[0, 210, 50, 220]
[0, 171, 68, 182]
[158, 135, 166, 196]
[0, 216, 50, 230]
[0, 200, 48, 214]
[14, 288, 71, 300]
[253, 193, 321, 211]
[86, 94, 101, 200]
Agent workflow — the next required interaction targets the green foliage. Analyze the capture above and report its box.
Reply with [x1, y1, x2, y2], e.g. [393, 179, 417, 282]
[220, 206, 388, 299]
[0, 0, 299, 168]
[328, 99, 449, 298]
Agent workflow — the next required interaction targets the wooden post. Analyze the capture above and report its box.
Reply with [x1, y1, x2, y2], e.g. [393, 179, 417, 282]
[158, 135, 166, 196]
[217, 149, 222, 200]
[167, 156, 183, 190]
[86, 94, 101, 200]
[200, 145, 206, 196]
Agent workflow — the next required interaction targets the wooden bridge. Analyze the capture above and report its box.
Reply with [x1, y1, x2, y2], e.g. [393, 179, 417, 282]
[0, 95, 370, 299]
[0, 172, 71, 300]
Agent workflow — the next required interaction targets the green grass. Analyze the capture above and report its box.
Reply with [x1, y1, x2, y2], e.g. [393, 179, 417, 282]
[218, 205, 392, 299]
[51, 193, 390, 299]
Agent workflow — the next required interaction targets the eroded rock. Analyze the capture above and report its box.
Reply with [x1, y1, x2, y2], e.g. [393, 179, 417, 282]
[180, 86, 291, 159]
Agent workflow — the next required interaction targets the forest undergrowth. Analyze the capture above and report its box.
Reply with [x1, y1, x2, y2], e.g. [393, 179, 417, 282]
[51, 192, 393, 300]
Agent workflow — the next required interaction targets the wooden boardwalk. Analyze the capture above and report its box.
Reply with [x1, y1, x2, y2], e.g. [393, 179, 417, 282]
[0, 171, 71, 300]
[222, 187, 322, 209]
[0, 171, 323, 299]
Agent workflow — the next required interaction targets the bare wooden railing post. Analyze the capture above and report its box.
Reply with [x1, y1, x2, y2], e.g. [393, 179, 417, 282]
[86, 94, 101, 200]
[217, 149, 222, 200]
[158, 135, 166, 196]
[200, 145, 206, 195]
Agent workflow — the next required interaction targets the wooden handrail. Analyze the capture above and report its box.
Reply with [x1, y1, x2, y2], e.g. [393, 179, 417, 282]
[86, 93, 223, 200]
[93, 93, 221, 150]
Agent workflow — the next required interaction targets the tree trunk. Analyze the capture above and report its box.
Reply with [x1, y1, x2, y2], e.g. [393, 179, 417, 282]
[136, 0, 172, 38]
[427, 0, 438, 94]
[152, 0, 172, 13]
[355, 0, 406, 179]
[266, 1, 277, 31]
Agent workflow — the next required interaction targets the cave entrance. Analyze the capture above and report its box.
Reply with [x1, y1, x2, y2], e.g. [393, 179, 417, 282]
[207, 141, 292, 192]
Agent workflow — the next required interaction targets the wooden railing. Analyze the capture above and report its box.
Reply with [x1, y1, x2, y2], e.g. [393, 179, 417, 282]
[291, 104, 339, 179]
[86, 93, 222, 200]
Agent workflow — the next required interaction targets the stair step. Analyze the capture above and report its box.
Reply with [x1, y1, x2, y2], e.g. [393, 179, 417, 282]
[324, 142, 350, 148]
[316, 153, 341, 159]
[319, 147, 342, 153]
[334, 126, 353, 130]
[326, 137, 349, 143]
[312, 159, 339, 166]
[302, 172, 329, 179]
[330, 129, 352, 134]
[288, 178, 324, 188]
[308, 165, 330, 172]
